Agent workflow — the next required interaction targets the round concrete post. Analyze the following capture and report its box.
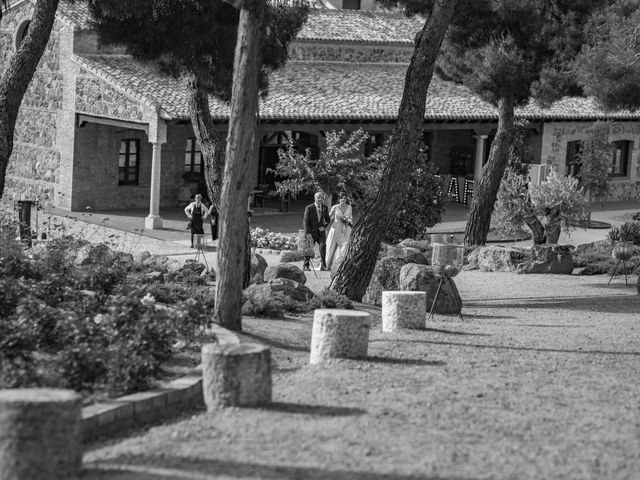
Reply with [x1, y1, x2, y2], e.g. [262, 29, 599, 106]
[382, 291, 427, 332]
[202, 343, 272, 410]
[309, 309, 371, 364]
[0, 388, 82, 480]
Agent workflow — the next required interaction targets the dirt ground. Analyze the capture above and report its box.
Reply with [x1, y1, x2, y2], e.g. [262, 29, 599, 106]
[82, 270, 640, 480]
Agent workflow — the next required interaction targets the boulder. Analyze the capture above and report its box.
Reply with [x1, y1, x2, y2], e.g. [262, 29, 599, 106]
[200, 267, 216, 282]
[363, 257, 411, 306]
[386, 246, 429, 265]
[279, 250, 304, 263]
[243, 278, 315, 303]
[181, 259, 208, 276]
[133, 250, 152, 264]
[74, 243, 115, 266]
[398, 238, 431, 252]
[466, 246, 528, 272]
[398, 264, 461, 314]
[264, 264, 306, 284]
[250, 253, 268, 277]
[516, 244, 574, 274]
[143, 254, 171, 272]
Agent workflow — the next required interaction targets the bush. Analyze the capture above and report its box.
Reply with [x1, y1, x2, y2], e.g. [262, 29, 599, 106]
[608, 221, 640, 245]
[251, 227, 298, 251]
[573, 240, 640, 275]
[242, 289, 288, 318]
[306, 287, 353, 310]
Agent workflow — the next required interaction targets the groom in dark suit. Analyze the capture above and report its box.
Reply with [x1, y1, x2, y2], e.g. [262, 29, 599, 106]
[303, 191, 331, 271]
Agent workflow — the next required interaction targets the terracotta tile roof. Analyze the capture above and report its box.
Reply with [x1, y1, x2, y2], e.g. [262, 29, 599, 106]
[75, 54, 640, 123]
[56, 1, 421, 43]
[297, 10, 423, 44]
[57, 1, 93, 30]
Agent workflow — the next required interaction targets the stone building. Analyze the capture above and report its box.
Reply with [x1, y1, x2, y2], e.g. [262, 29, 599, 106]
[2, 0, 639, 229]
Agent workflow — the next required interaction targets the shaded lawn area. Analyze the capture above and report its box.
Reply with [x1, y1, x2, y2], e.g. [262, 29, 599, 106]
[84, 272, 640, 480]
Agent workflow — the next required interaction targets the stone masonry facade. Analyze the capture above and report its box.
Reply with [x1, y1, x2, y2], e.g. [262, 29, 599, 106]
[2, 1, 69, 206]
[541, 121, 640, 201]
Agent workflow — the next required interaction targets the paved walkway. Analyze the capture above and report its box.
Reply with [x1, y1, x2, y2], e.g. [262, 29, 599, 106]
[17, 199, 640, 267]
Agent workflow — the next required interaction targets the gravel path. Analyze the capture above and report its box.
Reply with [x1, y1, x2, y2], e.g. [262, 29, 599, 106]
[83, 271, 640, 480]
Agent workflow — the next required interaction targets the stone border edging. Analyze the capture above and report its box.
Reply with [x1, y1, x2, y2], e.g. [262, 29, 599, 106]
[81, 324, 240, 442]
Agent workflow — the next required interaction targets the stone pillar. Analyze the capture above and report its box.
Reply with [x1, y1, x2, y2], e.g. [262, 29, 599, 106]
[381, 291, 427, 332]
[0, 388, 82, 480]
[202, 343, 272, 409]
[145, 118, 167, 230]
[309, 309, 371, 364]
[474, 134, 488, 181]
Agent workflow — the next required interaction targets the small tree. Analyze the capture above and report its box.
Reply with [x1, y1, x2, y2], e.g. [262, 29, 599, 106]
[575, 122, 614, 205]
[493, 167, 589, 245]
[272, 129, 372, 204]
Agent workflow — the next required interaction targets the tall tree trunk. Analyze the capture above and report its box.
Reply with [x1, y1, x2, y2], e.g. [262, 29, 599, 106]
[0, 0, 60, 198]
[545, 210, 561, 244]
[525, 212, 546, 244]
[214, 1, 264, 331]
[186, 75, 226, 209]
[464, 96, 515, 246]
[331, 0, 456, 301]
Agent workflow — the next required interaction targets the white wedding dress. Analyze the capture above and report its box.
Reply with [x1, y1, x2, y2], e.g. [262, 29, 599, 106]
[325, 204, 353, 269]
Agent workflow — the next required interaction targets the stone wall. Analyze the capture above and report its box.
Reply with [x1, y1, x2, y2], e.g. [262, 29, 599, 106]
[540, 121, 640, 201]
[2, 1, 71, 205]
[430, 129, 476, 175]
[289, 42, 413, 63]
[71, 122, 202, 210]
[75, 68, 146, 122]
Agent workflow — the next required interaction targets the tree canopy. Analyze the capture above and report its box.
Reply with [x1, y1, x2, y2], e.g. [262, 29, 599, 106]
[574, 0, 640, 111]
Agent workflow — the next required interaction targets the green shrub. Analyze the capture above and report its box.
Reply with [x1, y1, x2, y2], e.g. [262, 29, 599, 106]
[573, 240, 640, 275]
[280, 250, 304, 263]
[608, 221, 640, 245]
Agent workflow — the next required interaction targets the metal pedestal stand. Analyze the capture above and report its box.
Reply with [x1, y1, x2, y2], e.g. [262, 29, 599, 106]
[428, 272, 464, 321]
[193, 234, 209, 271]
[609, 241, 634, 286]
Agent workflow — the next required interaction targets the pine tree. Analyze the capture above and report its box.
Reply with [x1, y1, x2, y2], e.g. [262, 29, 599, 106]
[437, 0, 608, 246]
[88, 0, 308, 330]
[331, 0, 456, 301]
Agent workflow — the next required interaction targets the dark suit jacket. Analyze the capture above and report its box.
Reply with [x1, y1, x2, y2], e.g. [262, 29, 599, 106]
[304, 203, 330, 241]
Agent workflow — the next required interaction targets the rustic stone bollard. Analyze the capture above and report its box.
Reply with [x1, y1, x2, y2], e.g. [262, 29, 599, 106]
[0, 388, 82, 480]
[201, 343, 272, 410]
[381, 291, 427, 332]
[309, 309, 371, 364]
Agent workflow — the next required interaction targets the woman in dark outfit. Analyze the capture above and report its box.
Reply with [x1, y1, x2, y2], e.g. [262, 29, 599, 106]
[184, 194, 206, 248]
[207, 204, 219, 242]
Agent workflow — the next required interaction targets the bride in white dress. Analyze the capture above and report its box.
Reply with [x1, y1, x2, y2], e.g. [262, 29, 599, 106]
[325, 193, 353, 269]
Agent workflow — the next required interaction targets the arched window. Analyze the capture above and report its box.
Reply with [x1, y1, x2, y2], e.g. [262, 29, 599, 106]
[15, 20, 30, 49]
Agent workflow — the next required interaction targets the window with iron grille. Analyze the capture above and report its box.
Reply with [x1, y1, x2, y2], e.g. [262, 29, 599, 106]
[184, 137, 203, 177]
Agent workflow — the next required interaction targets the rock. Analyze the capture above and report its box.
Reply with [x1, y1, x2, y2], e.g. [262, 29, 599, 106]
[363, 257, 410, 306]
[133, 250, 151, 264]
[250, 253, 268, 277]
[250, 272, 264, 284]
[74, 243, 115, 266]
[398, 264, 461, 314]
[145, 271, 164, 283]
[143, 254, 171, 272]
[516, 244, 574, 274]
[244, 278, 315, 303]
[166, 258, 184, 275]
[182, 259, 207, 276]
[398, 238, 431, 252]
[279, 250, 304, 263]
[386, 246, 429, 265]
[466, 245, 528, 272]
[264, 264, 306, 284]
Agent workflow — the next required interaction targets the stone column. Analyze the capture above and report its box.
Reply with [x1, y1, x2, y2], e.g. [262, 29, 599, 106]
[474, 134, 488, 181]
[309, 309, 371, 364]
[145, 118, 167, 230]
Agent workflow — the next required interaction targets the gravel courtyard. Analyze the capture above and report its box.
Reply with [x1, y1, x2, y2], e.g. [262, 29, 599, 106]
[83, 270, 640, 480]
